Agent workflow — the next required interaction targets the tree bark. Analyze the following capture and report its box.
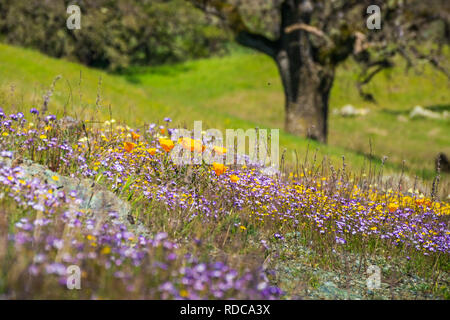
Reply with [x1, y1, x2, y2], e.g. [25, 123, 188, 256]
[278, 54, 334, 143]
[274, 1, 335, 143]
[233, 0, 336, 143]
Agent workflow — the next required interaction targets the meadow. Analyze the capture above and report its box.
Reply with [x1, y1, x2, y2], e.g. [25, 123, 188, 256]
[1, 43, 449, 186]
[0, 43, 449, 299]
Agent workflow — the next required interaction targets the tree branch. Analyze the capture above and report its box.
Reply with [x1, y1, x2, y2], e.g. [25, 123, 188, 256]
[409, 46, 450, 80]
[235, 31, 278, 58]
[188, 0, 278, 58]
[284, 22, 333, 47]
[356, 58, 394, 102]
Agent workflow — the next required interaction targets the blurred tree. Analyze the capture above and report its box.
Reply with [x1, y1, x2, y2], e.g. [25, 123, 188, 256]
[0, 0, 229, 71]
[189, 0, 449, 142]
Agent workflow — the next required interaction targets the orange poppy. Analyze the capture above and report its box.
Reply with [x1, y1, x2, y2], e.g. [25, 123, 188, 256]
[131, 132, 140, 140]
[123, 141, 136, 153]
[212, 162, 227, 176]
[415, 198, 425, 206]
[179, 137, 204, 153]
[213, 146, 227, 155]
[388, 203, 399, 213]
[159, 138, 174, 152]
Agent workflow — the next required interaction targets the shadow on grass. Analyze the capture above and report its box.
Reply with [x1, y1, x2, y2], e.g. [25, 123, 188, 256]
[426, 104, 450, 112]
[345, 148, 439, 181]
[282, 129, 441, 182]
[116, 63, 195, 84]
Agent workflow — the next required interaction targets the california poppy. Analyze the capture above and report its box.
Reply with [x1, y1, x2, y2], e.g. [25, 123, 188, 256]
[212, 162, 227, 176]
[159, 138, 174, 152]
[213, 146, 227, 155]
[179, 137, 204, 153]
[131, 132, 140, 141]
[123, 141, 136, 153]
[388, 203, 399, 213]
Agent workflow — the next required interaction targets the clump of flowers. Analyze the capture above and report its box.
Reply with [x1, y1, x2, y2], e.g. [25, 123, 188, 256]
[0, 108, 449, 298]
[0, 159, 281, 299]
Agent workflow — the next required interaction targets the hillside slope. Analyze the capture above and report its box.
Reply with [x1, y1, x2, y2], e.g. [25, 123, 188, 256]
[0, 43, 449, 189]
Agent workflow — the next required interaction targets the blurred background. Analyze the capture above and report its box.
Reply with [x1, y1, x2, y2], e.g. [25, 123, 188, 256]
[0, 0, 449, 193]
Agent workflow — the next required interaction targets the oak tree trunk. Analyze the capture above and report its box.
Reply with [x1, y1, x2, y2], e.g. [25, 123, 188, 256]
[235, 0, 336, 143]
[278, 56, 334, 143]
[275, 1, 335, 143]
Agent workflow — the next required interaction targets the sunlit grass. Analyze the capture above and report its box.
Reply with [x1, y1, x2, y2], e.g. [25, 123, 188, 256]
[0, 43, 448, 190]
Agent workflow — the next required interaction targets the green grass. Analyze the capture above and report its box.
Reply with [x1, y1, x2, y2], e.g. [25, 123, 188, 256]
[0, 43, 449, 190]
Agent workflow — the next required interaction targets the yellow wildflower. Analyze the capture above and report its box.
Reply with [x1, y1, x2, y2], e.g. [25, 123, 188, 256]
[147, 148, 157, 156]
[101, 246, 111, 255]
[230, 174, 240, 183]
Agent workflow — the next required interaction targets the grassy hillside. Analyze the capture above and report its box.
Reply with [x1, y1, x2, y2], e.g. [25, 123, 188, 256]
[0, 43, 449, 191]
[0, 43, 449, 300]
[1, 105, 448, 299]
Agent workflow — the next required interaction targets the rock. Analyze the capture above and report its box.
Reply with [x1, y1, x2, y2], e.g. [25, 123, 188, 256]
[318, 281, 359, 299]
[334, 105, 369, 117]
[409, 106, 448, 120]
[319, 281, 339, 295]
[0, 157, 149, 237]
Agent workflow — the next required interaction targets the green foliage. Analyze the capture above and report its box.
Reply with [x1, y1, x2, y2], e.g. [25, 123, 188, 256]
[0, 0, 229, 71]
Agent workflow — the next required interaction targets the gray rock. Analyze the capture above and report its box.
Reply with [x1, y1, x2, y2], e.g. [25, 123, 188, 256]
[409, 105, 448, 120]
[334, 104, 370, 117]
[0, 157, 149, 237]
